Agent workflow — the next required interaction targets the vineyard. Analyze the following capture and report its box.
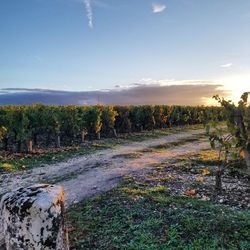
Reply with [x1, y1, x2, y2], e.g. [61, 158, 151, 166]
[2, 1, 250, 248]
[0, 105, 224, 153]
[0, 95, 250, 249]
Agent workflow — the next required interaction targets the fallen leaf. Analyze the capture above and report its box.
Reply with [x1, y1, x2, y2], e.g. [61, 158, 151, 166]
[184, 189, 196, 197]
[240, 150, 245, 158]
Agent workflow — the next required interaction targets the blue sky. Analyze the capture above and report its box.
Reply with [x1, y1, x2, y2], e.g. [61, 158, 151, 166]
[1, 0, 250, 104]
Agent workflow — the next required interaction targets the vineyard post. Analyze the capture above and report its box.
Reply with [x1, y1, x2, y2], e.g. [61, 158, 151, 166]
[113, 128, 118, 138]
[56, 135, 61, 148]
[97, 132, 101, 140]
[27, 139, 33, 153]
[81, 130, 87, 142]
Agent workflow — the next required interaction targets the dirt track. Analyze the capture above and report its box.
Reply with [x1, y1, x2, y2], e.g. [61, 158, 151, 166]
[0, 129, 209, 207]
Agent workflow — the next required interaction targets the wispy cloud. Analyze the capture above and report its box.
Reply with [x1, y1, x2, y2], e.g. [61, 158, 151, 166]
[84, 0, 93, 28]
[220, 63, 232, 68]
[138, 78, 218, 86]
[152, 3, 166, 13]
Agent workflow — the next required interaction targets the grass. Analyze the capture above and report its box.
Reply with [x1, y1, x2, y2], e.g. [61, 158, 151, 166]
[150, 136, 203, 150]
[112, 136, 204, 160]
[67, 177, 250, 250]
[0, 124, 204, 172]
[190, 149, 221, 166]
[117, 124, 204, 142]
[112, 152, 143, 159]
[67, 148, 249, 250]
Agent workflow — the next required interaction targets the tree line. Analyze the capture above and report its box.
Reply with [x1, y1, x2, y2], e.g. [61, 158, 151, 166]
[0, 105, 224, 152]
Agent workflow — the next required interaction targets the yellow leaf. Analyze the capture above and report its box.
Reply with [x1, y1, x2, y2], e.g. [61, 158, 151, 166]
[196, 177, 204, 183]
[202, 168, 210, 176]
[2, 163, 15, 171]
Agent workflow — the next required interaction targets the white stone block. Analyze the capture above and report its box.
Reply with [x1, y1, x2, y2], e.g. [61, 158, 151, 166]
[0, 184, 69, 250]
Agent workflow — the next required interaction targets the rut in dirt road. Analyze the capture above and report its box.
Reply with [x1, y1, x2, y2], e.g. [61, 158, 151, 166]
[0, 129, 209, 207]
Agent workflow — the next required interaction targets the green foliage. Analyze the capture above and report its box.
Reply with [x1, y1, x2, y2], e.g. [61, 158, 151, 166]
[101, 106, 118, 135]
[206, 121, 233, 155]
[205, 92, 250, 191]
[169, 106, 181, 126]
[59, 106, 82, 139]
[213, 92, 250, 168]
[0, 108, 8, 140]
[153, 105, 167, 128]
[114, 106, 132, 133]
[206, 121, 234, 192]
[0, 126, 7, 141]
[0, 104, 224, 152]
[7, 106, 31, 151]
[137, 105, 156, 130]
[84, 106, 102, 136]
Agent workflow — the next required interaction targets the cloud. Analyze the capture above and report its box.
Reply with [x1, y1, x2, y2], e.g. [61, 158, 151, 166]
[220, 63, 232, 68]
[138, 78, 218, 86]
[152, 3, 166, 13]
[84, 0, 93, 28]
[0, 83, 229, 106]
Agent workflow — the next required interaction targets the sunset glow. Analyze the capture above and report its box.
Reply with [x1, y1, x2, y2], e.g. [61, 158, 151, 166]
[218, 73, 250, 103]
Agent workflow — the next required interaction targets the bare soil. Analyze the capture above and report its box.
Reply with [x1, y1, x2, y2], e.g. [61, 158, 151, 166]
[0, 129, 207, 207]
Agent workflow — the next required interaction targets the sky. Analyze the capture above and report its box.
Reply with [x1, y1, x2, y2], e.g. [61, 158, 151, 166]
[0, 0, 250, 105]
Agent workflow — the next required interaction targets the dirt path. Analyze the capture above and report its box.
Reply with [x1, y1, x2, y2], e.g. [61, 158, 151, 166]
[0, 129, 211, 246]
[0, 129, 209, 207]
